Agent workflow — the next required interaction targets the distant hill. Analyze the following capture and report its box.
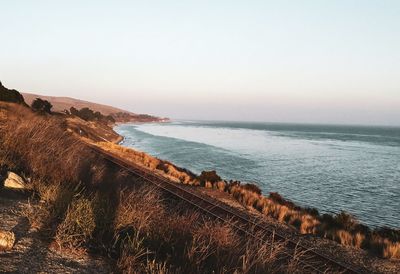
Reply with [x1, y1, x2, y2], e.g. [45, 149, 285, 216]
[22, 92, 168, 123]
[22, 92, 133, 115]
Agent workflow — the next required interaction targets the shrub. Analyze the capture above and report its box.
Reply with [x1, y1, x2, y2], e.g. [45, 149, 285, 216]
[242, 183, 262, 195]
[70, 106, 115, 124]
[374, 227, 400, 242]
[31, 98, 53, 114]
[269, 192, 299, 210]
[198, 170, 221, 185]
[334, 211, 358, 230]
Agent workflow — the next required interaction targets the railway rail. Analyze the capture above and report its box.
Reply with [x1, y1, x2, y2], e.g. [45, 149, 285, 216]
[89, 144, 366, 274]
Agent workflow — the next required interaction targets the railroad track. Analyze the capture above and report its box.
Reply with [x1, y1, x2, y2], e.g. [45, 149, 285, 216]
[89, 144, 365, 274]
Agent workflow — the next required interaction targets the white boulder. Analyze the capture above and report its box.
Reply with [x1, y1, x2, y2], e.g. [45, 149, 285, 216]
[0, 230, 15, 251]
[4, 172, 26, 189]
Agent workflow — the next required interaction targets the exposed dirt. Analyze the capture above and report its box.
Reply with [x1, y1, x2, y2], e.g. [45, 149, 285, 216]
[0, 189, 112, 274]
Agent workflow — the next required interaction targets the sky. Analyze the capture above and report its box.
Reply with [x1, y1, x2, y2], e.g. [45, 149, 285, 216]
[1, 1, 399, 125]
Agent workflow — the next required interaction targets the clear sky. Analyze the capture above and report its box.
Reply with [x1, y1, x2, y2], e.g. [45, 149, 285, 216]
[1, 1, 399, 125]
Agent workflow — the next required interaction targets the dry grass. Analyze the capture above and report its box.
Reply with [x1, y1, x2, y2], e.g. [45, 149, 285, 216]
[95, 142, 198, 185]
[115, 186, 165, 233]
[1, 100, 399, 271]
[0, 103, 93, 186]
[110, 184, 297, 273]
[55, 197, 96, 248]
[94, 138, 400, 258]
[94, 135, 400, 260]
[1, 102, 296, 272]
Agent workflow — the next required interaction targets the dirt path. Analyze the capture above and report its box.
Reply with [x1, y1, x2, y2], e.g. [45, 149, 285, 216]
[0, 189, 112, 274]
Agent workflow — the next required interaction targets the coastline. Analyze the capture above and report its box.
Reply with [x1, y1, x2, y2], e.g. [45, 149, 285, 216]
[113, 121, 400, 229]
[108, 121, 400, 260]
[113, 118, 171, 145]
[1, 102, 399, 272]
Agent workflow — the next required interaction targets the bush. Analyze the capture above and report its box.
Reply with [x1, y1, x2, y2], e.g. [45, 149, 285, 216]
[242, 183, 262, 195]
[334, 211, 358, 230]
[31, 98, 53, 114]
[198, 170, 221, 184]
[70, 106, 115, 124]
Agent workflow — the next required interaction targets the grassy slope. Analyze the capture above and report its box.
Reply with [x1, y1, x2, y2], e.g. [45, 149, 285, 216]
[66, 116, 123, 144]
[0, 102, 296, 273]
[0, 102, 399, 273]
[22, 92, 167, 122]
[22, 92, 134, 115]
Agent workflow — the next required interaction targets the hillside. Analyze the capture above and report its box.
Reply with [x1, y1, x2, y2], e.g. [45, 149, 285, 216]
[22, 92, 168, 123]
[1, 101, 399, 273]
[22, 92, 132, 115]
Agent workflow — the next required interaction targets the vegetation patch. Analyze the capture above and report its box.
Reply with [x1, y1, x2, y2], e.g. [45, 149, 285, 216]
[95, 140, 400, 259]
[1, 88, 399, 274]
[1, 102, 308, 272]
[69, 106, 115, 124]
[31, 98, 53, 114]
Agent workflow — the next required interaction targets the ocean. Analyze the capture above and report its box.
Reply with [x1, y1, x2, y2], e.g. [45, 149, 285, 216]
[115, 121, 400, 228]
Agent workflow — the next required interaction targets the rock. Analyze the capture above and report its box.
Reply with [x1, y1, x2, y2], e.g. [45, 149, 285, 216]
[0, 230, 15, 251]
[4, 172, 26, 189]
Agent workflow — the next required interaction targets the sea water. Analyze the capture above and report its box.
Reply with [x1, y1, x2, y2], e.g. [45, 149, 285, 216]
[115, 121, 400, 228]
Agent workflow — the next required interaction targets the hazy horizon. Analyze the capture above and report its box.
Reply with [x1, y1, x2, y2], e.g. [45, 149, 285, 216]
[1, 1, 399, 126]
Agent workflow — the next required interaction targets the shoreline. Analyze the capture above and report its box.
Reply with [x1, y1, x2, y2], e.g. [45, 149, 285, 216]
[96, 134, 400, 261]
[112, 122, 400, 230]
[112, 119, 171, 145]
[1, 101, 399, 271]
[115, 131, 394, 229]
[107, 122, 400, 261]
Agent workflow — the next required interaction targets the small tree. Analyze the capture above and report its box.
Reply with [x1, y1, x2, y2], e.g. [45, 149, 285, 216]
[69, 106, 115, 124]
[70, 107, 79, 116]
[31, 98, 53, 114]
[78, 107, 95, 121]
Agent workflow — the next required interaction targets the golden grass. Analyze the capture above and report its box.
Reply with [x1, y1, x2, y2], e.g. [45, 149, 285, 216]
[115, 186, 165, 233]
[1, 101, 399, 265]
[1, 102, 301, 272]
[96, 142, 198, 185]
[0, 103, 91, 186]
[383, 242, 400, 259]
[55, 197, 96, 248]
[112, 185, 293, 273]
[94, 137, 400, 259]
